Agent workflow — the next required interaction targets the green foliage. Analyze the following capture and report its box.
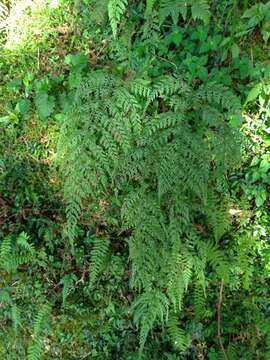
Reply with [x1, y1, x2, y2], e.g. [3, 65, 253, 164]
[27, 304, 51, 360]
[133, 289, 169, 352]
[167, 314, 188, 352]
[0, 0, 269, 358]
[57, 64, 242, 350]
[0, 232, 35, 273]
[0, 1, 8, 31]
[242, 1, 270, 42]
[35, 92, 55, 119]
[151, 0, 210, 24]
[89, 237, 110, 287]
[108, 0, 128, 37]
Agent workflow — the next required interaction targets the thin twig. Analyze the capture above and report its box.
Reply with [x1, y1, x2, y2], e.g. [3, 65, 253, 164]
[217, 279, 228, 360]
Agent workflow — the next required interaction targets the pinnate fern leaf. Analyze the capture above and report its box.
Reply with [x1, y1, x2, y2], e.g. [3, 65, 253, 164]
[191, 0, 210, 24]
[0, 1, 8, 31]
[168, 314, 188, 351]
[108, 0, 128, 37]
[27, 304, 51, 360]
[89, 237, 110, 287]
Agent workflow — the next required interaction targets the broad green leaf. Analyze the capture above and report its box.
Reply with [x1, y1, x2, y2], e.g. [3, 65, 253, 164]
[260, 158, 270, 173]
[262, 30, 270, 43]
[264, 64, 270, 78]
[255, 191, 266, 207]
[0, 116, 10, 125]
[8, 78, 22, 92]
[245, 83, 262, 105]
[65, 53, 88, 72]
[15, 99, 31, 116]
[68, 72, 82, 89]
[35, 79, 50, 93]
[60, 274, 76, 305]
[54, 113, 65, 121]
[35, 92, 55, 119]
[251, 171, 261, 183]
[231, 43, 240, 59]
[229, 114, 242, 128]
[242, 8, 253, 18]
[250, 157, 260, 167]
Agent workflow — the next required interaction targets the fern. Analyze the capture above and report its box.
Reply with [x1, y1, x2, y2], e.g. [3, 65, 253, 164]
[107, 0, 210, 28]
[167, 314, 188, 352]
[89, 237, 110, 287]
[108, 0, 128, 37]
[191, 0, 210, 24]
[17, 232, 35, 254]
[160, 0, 210, 24]
[235, 234, 255, 289]
[27, 304, 51, 360]
[0, 289, 11, 303]
[0, 233, 36, 272]
[11, 304, 20, 332]
[0, 236, 12, 271]
[0, 1, 8, 31]
[60, 274, 76, 305]
[132, 290, 169, 352]
[27, 337, 43, 360]
[160, 0, 188, 24]
[58, 70, 241, 353]
[193, 282, 206, 319]
[33, 304, 51, 335]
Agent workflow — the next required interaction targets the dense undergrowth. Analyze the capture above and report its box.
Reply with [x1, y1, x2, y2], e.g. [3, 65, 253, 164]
[0, 0, 270, 359]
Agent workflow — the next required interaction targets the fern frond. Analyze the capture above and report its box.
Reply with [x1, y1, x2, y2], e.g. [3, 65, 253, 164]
[235, 234, 255, 289]
[191, 0, 210, 24]
[108, 0, 128, 37]
[204, 241, 230, 282]
[89, 237, 110, 287]
[0, 288, 11, 303]
[197, 82, 241, 115]
[16, 232, 35, 254]
[0, 236, 12, 271]
[27, 304, 51, 360]
[193, 282, 206, 318]
[27, 337, 43, 360]
[205, 195, 231, 241]
[0, 233, 36, 272]
[33, 304, 51, 335]
[58, 70, 241, 353]
[167, 314, 188, 352]
[160, 0, 210, 24]
[132, 290, 169, 352]
[60, 274, 76, 305]
[130, 78, 153, 99]
[11, 304, 20, 332]
[0, 1, 8, 31]
[160, 0, 188, 24]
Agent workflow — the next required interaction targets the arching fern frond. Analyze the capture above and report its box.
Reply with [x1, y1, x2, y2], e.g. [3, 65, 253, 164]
[132, 290, 169, 352]
[27, 304, 51, 360]
[89, 237, 110, 288]
[108, 0, 128, 37]
[0, 1, 8, 31]
[191, 0, 210, 24]
[57, 70, 241, 354]
[167, 314, 188, 352]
